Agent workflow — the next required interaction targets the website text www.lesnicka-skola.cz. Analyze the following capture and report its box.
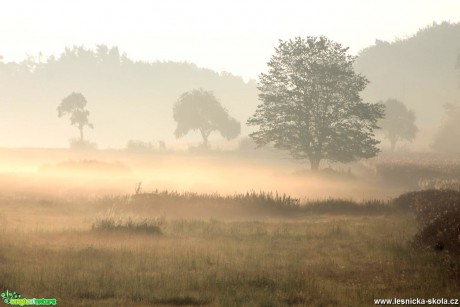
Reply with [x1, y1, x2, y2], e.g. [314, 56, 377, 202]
[374, 298, 459, 305]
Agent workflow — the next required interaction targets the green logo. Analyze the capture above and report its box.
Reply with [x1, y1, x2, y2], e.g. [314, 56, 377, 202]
[1, 291, 21, 304]
[1, 291, 57, 306]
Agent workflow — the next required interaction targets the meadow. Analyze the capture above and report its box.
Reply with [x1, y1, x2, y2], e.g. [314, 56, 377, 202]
[0, 148, 459, 306]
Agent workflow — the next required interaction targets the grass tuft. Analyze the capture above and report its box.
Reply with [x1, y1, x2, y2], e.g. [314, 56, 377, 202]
[92, 209, 163, 234]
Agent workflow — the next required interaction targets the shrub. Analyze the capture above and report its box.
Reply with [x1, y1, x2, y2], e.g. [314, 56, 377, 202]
[397, 190, 460, 280]
[392, 191, 421, 211]
[410, 190, 460, 252]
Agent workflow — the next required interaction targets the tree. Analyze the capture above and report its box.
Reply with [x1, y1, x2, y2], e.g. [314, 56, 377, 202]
[173, 89, 241, 147]
[378, 99, 417, 151]
[431, 102, 460, 153]
[57, 92, 93, 141]
[247, 36, 384, 171]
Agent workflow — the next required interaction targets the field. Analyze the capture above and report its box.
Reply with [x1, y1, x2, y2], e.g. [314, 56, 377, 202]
[0, 148, 459, 306]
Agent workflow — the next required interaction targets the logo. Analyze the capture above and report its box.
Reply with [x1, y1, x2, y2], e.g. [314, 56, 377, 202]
[1, 290, 57, 306]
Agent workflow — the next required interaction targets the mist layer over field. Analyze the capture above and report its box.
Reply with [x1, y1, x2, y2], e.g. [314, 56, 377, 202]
[1, 4, 460, 304]
[0, 147, 401, 202]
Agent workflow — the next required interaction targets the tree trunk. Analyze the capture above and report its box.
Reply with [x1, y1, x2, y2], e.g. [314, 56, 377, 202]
[200, 129, 210, 147]
[310, 157, 321, 171]
[79, 126, 84, 141]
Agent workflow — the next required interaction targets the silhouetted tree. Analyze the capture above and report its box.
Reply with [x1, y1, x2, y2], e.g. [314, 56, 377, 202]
[355, 22, 460, 145]
[247, 36, 384, 171]
[378, 99, 418, 151]
[57, 92, 93, 141]
[173, 89, 241, 147]
[432, 102, 460, 153]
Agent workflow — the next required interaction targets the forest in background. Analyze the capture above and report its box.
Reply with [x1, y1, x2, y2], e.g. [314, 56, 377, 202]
[0, 48, 258, 148]
[355, 21, 460, 150]
[0, 21, 459, 151]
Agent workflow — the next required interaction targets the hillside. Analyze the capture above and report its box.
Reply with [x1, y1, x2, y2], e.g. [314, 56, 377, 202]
[2, 23, 460, 150]
[0, 46, 259, 148]
[355, 21, 460, 149]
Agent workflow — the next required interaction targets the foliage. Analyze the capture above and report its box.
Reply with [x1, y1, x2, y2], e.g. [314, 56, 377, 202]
[248, 36, 384, 170]
[173, 89, 241, 147]
[355, 21, 460, 140]
[92, 209, 163, 234]
[410, 190, 460, 253]
[0, 45, 258, 147]
[396, 190, 460, 280]
[130, 190, 301, 212]
[378, 99, 417, 151]
[99, 189, 394, 217]
[57, 92, 93, 141]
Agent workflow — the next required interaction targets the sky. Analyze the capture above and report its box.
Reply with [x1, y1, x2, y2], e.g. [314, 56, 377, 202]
[1, 0, 459, 81]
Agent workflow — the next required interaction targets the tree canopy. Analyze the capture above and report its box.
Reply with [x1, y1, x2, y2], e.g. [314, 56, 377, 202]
[248, 36, 384, 170]
[57, 92, 93, 141]
[173, 89, 241, 147]
[378, 99, 417, 151]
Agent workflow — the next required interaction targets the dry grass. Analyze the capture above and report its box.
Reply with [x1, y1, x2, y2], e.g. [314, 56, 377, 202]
[1, 150, 460, 305]
[0, 191, 458, 306]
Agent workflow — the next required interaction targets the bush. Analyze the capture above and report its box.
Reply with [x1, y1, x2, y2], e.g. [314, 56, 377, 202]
[410, 190, 460, 252]
[392, 191, 421, 211]
[397, 190, 460, 280]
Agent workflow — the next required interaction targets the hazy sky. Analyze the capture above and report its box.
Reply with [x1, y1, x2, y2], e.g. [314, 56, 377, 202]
[1, 0, 459, 81]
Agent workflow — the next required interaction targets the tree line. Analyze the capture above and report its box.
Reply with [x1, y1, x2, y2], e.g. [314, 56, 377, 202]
[57, 35, 443, 170]
[3, 22, 459, 153]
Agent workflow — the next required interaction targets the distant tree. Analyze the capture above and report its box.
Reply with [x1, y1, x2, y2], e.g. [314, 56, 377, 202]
[432, 102, 460, 153]
[247, 36, 384, 171]
[173, 89, 241, 147]
[378, 99, 418, 151]
[57, 92, 93, 141]
[430, 55, 460, 152]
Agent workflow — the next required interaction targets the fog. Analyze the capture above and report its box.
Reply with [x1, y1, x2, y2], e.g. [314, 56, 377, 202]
[1, 17, 460, 199]
[2, 3, 460, 305]
[0, 147, 393, 201]
[0, 1, 459, 151]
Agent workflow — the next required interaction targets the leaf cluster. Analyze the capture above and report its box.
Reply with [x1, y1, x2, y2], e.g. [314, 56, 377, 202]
[57, 92, 93, 129]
